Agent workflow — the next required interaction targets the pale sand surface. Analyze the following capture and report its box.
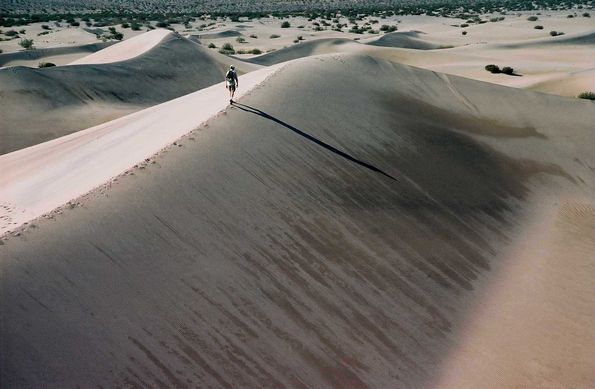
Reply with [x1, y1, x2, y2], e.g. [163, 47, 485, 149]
[434, 196, 595, 389]
[69, 28, 171, 65]
[1, 54, 594, 387]
[0, 63, 282, 236]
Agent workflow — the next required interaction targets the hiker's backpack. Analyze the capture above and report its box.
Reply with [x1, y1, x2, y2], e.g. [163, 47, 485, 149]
[226, 70, 236, 85]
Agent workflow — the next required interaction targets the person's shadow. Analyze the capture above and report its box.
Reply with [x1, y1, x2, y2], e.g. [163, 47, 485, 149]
[232, 102, 396, 181]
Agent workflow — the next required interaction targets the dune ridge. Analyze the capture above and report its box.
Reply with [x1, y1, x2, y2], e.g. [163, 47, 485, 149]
[1, 54, 593, 388]
[0, 63, 284, 236]
[0, 31, 257, 155]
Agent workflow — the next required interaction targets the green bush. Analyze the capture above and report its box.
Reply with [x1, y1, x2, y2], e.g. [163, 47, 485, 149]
[462, 30, 467, 35]
[41, 24, 51, 30]
[270, 34, 280, 38]
[236, 36, 246, 43]
[501, 66, 514, 75]
[38, 62, 56, 68]
[527, 16, 538, 21]
[460, 23, 469, 27]
[534, 25, 544, 29]
[583, 12, 591, 17]
[19, 38, 34, 49]
[249, 34, 257, 38]
[121, 22, 130, 28]
[131, 22, 141, 31]
[550, 30, 564, 36]
[156, 21, 169, 28]
[577, 91, 595, 100]
[250, 48, 262, 54]
[5, 30, 18, 37]
[281, 21, 290, 28]
[208, 42, 216, 48]
[219, 42, 235, 54]
[485, 64, 500, 73]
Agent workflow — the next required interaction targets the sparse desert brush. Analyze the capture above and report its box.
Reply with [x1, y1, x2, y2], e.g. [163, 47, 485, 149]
[121, 22, 130, 28]
[567, 14, 574, 18]
[208, 42, 216, 48]
[250, 48, 262, 54]
[41, 24, 51, 30]
[577, 91, 595, 100]
[460, 23, 469, 28]
[270, 34, 280, 38]
[5, 30, 18, 37]
[131, 22, 141, 31]
[527, 16, 538, 21]
[236, 36, 246, 43]
[583, 12, 591, 17]
[219, 42, 235, 54]
[297, 35, 304, 40]
[19, 38, 34, 49]
[249, 34, 257, 38]
[281, 21, 290, 28]
[550, 30, 564, 36]
[38, 62, 56, 68]
[534, 25, 544, 29]
[485, 64, 501, 73]
[501, 66, 514, 75]
[462, 30, 468, 35]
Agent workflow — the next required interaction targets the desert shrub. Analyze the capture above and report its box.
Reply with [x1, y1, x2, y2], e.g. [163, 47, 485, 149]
[527, 16, 538, 21]
[155, 21, 169, 28]
[219, 42, 235, 54]
[38, 62, 56, 68]
[462, 30, 468, 35]
[270, 34, 280, 38]
[583, 12, 591, 17]
[281, 21, 290, 28]
[249, 34, 257, 38]
[37, 31, 50, 36]
[501, 66, 514, 75]
[490, 17, 499, 22]
[41, 24, 51, 30]
[550, 30, 564, 36]
[70, 21, 80, 27]
[379, 24, 396, 32]
[297, 35, 304, 40]
[250, 48, 262, 54]
[485, 64, 501, 73]
[19, 38, 34, 49]
[534, 25, 544, 29]
[121, 22, 130, 28]
[577, 91, 595, 100]
[460, 23, 469, 27]
[236, 49, 246, 54]
[5, 30, 18, 37]
[208, 42, 216, 48]
[236, 36, 246, 43]
[293, 39, 299, 43]
[566, 14, 574, 18]
[131, 22, 141, 31]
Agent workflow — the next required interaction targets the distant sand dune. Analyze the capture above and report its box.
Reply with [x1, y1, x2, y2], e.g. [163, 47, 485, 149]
[1, 54, 593, 388]
[0, 41, 115, 67]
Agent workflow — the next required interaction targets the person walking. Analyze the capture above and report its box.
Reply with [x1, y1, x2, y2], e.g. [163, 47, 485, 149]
[225, 65, 239, 104]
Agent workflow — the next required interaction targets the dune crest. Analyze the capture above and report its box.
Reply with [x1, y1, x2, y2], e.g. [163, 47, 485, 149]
[70, 28, 171, 65]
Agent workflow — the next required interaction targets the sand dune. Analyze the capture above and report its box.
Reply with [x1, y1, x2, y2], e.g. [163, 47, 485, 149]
[245, 38, 358, 65]
[1, 54, 593, 388]
[70, 29, 171, 65]
[367, 31, 450, 49]
[0, 31, 256, 155]
[0, 41, 114, 67]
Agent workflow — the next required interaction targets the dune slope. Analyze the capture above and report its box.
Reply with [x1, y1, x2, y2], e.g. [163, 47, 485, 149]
[0, 31, 232, 155]
[1, 54, 594, 388]
[0, 41, 115, 67]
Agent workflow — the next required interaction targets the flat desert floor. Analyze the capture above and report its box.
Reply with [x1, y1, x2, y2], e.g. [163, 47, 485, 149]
[1, 9, 594, 388]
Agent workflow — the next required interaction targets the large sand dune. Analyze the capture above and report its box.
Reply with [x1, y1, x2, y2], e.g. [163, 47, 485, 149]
[1, 54, 593, 388]
[0, 31, 254, 155]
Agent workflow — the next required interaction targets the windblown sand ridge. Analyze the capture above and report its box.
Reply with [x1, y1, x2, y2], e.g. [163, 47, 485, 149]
[0, 30, 257, 155]
[1, 54, 593, 388]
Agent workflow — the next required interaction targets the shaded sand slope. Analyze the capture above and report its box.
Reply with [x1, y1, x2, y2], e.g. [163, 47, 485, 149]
[0, 41, 115, 67]
[0, 31, 231, 155]
[1, 55, 594, 388]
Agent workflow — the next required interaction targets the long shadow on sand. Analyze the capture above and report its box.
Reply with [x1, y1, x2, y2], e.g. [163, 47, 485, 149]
[232, 102, 396, 181]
